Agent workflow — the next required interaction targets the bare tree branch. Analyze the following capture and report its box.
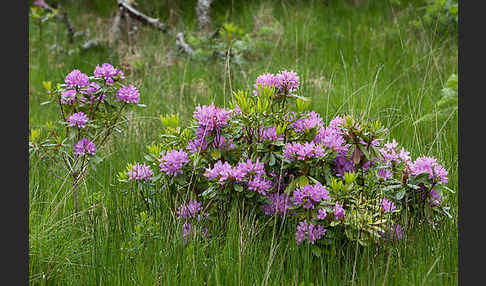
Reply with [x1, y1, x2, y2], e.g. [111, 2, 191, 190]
[41, 2, 76, 43]
[175, 32, 194, 55]
[117, 0, 167, 32]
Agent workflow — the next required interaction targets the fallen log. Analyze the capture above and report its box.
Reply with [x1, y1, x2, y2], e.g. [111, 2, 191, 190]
[175, 32, 194, 55]
[116, 0, 167, 32]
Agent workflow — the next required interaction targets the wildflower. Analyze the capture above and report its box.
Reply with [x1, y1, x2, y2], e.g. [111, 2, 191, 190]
[177, 200, 202, 219]
[390, 224, 403, 240]
[334, 155, 354, 177]
[429, 189, 441, 206]
[275, 70, 300, 95]
[313, 124, 348, 153]
[378, 167, 392, 179]
[333, 202, 345, 220]
[247, 176, 272, 195]
[159, 149, 189, 176]
[295, 220, 326, 245]
[65, 70, 90, 89]
[292, 111, 324, 132]
[235, 158, 265, 177]
[67, 112, 89, 128]
[410, 157, 448, 183]
[60, 89, 76, 104]
[74, 138, 96, 156]
[381, 198, 396, 213]
[212, 135, 235, 151]
[82, 82, 105, 104]
[116, 85, 140, 104]
[128, 163, 153, 181]
[193, 103, 232, 132]
[93, 63, 124, 85]
[293, 184, 330, 209]
[34, 0, 46, 7]
[187, 128, 209, 154]
[283, 142, 325, 161]
[253, 73, 279, 96]
[262, 192, 292, 216]
[258, 127, 283, 142]
[182, 222, 192, 238]
[204, 160, 234, 184]
[317, 209, 328, 220]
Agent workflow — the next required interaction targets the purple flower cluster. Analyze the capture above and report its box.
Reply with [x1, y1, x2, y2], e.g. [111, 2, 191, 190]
[258, 127, 283, 142]
[381, 198, 396, 213]
[283, 142, 325, 161]
[61, 90, 77, 105]
[317, 209, 328, 220]
[262, 192, 292, 216]
[116, 85, 140, 104]
[429, 189, 441, 206]
[295, 220, 326, 244]
[377, 167, 392, 179]
[159, 149, 190, 176]
[333, 202, 345, 220]
[333, 155, 354, 177]
[81, 82, 105, 104]
[67, 112, 89, 128]
[65, 70, 90, 89]
[34, 0, 46, 7]
[176, 200, 209, 238]
[253, 70, 300, 96]
[188, 104, 233, 153]
[313, 127, 348, 153]
[409, 157, 448, 184]
[93, 63, 124, 85]
[193, 103, 232, 132]
[204, 159, 273, 194]
[177, 200, 202, 219]
[379, 140, 412, 166]
[276, 70, 300, 95]
[292, 183, 330, 209]
[247, 176, 273, 195]
[212, 135, 236, 151]
[74, 138, 96, 156]
[311, 115, 348, 153]
[253, 73, 279, 96]
[128, 163, 153, 181]
[292, 111, 324, 133]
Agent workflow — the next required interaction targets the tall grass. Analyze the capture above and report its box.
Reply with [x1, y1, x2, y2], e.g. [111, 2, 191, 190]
[29, 0, 457, 285]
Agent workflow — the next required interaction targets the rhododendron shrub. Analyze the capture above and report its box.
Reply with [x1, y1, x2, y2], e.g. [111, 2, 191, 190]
[29, 63, 141, 212]
[119, 70, 453, 246]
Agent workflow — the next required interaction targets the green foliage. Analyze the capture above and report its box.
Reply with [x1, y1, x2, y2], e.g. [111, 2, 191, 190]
[422, 0, 458, 30]
[414, 73, 457, 124]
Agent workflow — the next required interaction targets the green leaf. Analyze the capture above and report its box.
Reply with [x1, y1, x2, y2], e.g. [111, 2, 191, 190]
[144, 155, 153, 162]
[395, 189, 406, 200]
[383, 184, 402, 192]
[234, 184, 243, 193]
[295, 175, 309, 188]
[269, 152, 276, 166]
[311, 246, 322, 257]
[201, 185, 216, 198]
[284, 178, 298, 194]
[211, 149, 221, 160]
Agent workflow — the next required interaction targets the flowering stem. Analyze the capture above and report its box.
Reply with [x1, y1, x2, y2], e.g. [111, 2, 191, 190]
[97, 102, 127, 149]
